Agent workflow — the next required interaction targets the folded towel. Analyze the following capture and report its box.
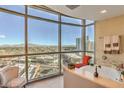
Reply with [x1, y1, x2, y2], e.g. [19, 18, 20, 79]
[111, 35, 120, 54]
[104, 36, 112, 54]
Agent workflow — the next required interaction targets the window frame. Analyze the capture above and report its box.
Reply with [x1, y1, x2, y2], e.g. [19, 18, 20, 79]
[0, 5, 95, 83]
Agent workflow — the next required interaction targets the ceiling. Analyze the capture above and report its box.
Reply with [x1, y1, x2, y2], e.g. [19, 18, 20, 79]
[46, 5, 124, 21]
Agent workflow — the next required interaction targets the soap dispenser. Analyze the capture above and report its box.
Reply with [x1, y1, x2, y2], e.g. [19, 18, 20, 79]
[94, 65, 101, 77]
[94, 66, 99, 77]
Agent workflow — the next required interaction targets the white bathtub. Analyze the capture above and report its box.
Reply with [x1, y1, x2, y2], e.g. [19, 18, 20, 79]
[75, 65, 121, 82]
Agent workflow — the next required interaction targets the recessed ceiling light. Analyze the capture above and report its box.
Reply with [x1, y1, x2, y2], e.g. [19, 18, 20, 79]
[100, 10, 107, 14]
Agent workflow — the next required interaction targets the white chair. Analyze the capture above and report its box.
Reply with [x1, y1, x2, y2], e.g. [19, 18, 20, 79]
[0, 66, 26, 88]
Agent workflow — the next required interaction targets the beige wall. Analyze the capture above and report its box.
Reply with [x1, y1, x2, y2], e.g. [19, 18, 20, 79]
[95, 15, 124, 67]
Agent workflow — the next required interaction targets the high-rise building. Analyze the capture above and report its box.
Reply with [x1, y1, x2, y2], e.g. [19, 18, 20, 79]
[86, 36, 89, 50]
[76, 38, 81, 50]
[86, 36, 94, 51]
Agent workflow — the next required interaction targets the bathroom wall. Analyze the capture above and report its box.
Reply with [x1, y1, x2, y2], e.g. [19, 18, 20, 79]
[95, 15, 124, 67]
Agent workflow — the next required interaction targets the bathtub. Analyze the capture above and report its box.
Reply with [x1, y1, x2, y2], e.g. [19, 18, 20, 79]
[75, 65, 121, 82]
[63, 65, 124, 88]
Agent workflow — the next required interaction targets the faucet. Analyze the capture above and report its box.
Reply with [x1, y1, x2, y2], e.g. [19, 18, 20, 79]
[94, 65, 101, 78]
[118, 74, 123, 82]
[118, 71, 124, 82]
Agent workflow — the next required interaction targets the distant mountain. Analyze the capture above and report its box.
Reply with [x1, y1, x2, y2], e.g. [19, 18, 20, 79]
[0, 43, 24, 47]
[0, 43, 58, 47]
[62, 45, 75, 47]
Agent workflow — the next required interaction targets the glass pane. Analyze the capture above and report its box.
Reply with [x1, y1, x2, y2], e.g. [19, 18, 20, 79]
[0, 56, 26, 78]
[0, 12, 25, 55]
[61, 25, 82, 51]
[86, 52, 94, 64]
[0, 5, 25, 13]
[61, 16, 82, 25]
[28, 7, 58, 21]
[85, 25, 94, 51]
[62, 52, 83, 65]
[86, 20, 94, 25]
[28, 18, 58, 54]
[28, 54, 59, 80]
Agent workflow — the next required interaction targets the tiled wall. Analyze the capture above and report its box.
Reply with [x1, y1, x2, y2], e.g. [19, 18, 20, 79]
[95, 15, 124, 68]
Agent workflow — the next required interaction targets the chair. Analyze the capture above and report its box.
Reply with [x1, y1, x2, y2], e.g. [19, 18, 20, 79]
[0, 66, 26, 88]
[75, 55, 91, 68]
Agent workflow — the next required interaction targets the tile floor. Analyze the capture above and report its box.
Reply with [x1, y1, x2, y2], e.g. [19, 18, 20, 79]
[26, 76, 63, 88]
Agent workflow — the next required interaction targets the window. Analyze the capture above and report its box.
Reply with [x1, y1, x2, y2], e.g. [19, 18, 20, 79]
[28, 54, 59, 80]
[0, 5, 95, 82]
[28, 18, 58, 54]
[61, 52, 83, 65]
[85, 25, 94, 64]
[28, 7, 58, 21]
[85, 25, 94, 51]
[61, 16, 82, 25]
[0, 5, 25, 14]
[0, 56, 26, 78]
[0, 12, 25, 55]
[86, 20, 94, 25]
[61, 25, 82, 52]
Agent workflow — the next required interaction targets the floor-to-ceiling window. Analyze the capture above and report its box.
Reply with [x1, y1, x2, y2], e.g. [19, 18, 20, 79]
[27, 7, 60, 80]
[0, 6, 26, 78]
[85, 20, 95, 64]
[0, 5, 95, 82]
[28, 19, 58, 53]
[61, 16, 84, 65]
[61, 25, 82, 52]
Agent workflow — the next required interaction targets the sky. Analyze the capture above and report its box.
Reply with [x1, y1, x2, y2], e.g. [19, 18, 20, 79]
[0, 5, 94, 46]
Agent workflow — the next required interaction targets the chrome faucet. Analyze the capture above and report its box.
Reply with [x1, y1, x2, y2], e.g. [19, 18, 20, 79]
[94, 65, 101, 78]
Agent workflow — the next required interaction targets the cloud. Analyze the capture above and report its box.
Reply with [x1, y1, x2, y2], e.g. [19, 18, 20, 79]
[0, 35, 6, 39]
